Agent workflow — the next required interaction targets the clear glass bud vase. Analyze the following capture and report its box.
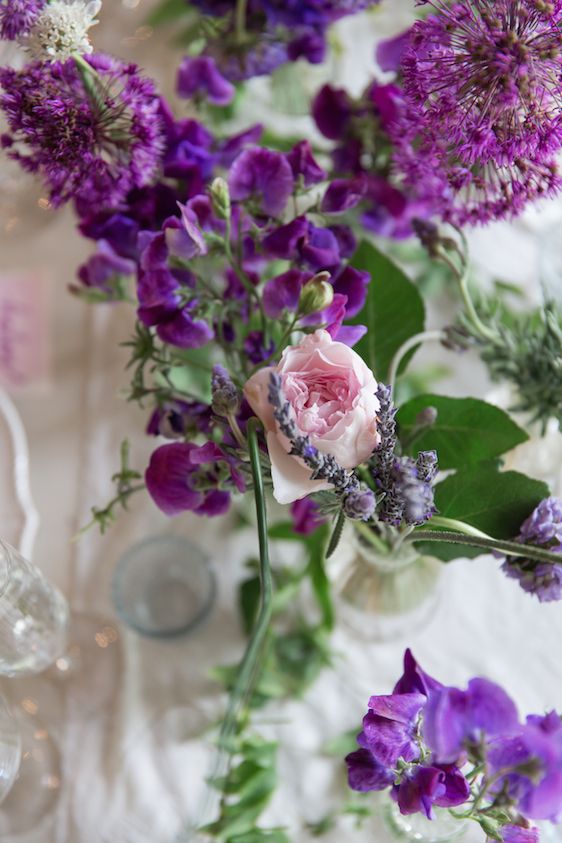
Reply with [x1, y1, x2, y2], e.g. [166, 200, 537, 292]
[385, 803, 468, 843]
[330, 528, 442, 641]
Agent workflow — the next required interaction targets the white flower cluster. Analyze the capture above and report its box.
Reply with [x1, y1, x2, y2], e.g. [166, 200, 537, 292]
[23, 0, 102, 61]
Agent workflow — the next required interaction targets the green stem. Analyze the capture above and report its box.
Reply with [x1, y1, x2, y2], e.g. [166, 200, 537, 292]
[438, 249, 497, 343]
[235, 0, 249, 41]
[218, 419, 273, 742]
[354, 521, 390, 554]
[388, 329, 448, 393]
[429, 516, 493, 540]
[409, 530, 562, 566]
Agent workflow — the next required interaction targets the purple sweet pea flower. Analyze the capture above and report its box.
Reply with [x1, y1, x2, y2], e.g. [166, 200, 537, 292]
[321, 178, 366, 214]
[392, 764, 470, 819]
[287, 31, 326, 64]
[286, 140, 326, 187]
[137, 266, 182, 326]
[145, 441, 232, 517]
[332, 266, 370, 317]
[345, 748, 395, 793]
[216, 124, 264, 168]
[393, 648, 443, 696]
[376, 29, 412, 73]
[358, 692, 426, 768]
[500, 824, 540, 843]
[177, 55, 235, 106]
[156, 308, 214, 349]
[299, 225, 341, 270]
[488, 720, 562, 821]
[77, 240, 135, 295]
[262, 216, 309, 260]
[244, 330, 275, 364]
[332, 324, 367, 347]
[79, 213, 140, 260]
[164, 202, 208, 260]
[423, 678, 520, 764]
[146, 400, 212, 438]
[228, 147, 294, 217]
[312, 85, 353, 140]
[262, 269, 307, 318]
[329, 225, 357, 259]
[290, 498, 327, 535]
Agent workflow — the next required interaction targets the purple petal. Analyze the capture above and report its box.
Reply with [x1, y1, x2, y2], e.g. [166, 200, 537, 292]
[262, 216, 308, 259]
[321, 178, 366, 214]
[157, 310, 214, 349]
[501, 825, 540, 843]
[145, 443, 202, 516]
[286, 140, 326, 187]
[393, 649, 443, 696]
[332, 266, 370, 317]
[346, 748, 394, 793]
[195, 489, 231, 516]
[263, 268, 305, 318]
[332, 324, 367, 346]
[368, 693, 427, 725]
[177, 55, 235, 106]
[228, 147, 294, 217]
[376, 29, 412, 73]
[312, 85, 353, 140]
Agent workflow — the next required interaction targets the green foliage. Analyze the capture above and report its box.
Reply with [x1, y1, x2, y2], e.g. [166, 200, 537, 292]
[397, 395, 528, 470]
[147, 0, 191, 25]
[419, 467, 550, 561]
[79, 440, 144, 534]
[350, 241, 425, 381]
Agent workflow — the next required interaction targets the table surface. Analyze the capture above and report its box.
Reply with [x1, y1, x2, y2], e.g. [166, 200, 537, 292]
[1, 3, 562, 841]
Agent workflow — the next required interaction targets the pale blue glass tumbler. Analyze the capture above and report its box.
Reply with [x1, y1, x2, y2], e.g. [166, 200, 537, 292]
[112, 535, 216, 638]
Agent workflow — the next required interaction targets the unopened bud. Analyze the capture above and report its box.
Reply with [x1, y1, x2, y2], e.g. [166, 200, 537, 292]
[209, 177, 231, 220]
[298, 273, 334, 316]
[343, 488, 377, 521]
[478, 817, 502, 841]
[441, 324, 474, 352]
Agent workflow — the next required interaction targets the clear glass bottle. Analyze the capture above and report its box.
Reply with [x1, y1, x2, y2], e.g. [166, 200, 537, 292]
[385, 802, 468, 843]
[330, 529, 442, 641]
[0, 539, 69, 676]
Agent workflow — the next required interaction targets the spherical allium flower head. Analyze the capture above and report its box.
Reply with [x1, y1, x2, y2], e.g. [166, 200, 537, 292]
[0, 0, 44, 40]
[390, 0, 562, 224]
[23, 0, 102, 60]
[404, 0, 562, 162]
[0, 54, 164, 213]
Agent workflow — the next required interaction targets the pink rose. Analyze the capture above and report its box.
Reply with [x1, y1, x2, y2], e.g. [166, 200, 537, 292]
[244, 329, 380, 504]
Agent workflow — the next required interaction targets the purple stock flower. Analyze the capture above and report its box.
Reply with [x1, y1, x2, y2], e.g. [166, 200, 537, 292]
[423, 678, 520, 764]
[503, 498, 562, 602]
[177, 55, 235, 106]
[145, 441, 233, 517]
[228, 147, 294, 217]
[0, 56, 164, 214]
[392, 764, 470, 819]
[286, 140, 326, 187]
[0, 0, 43, 39]
[290, 498, 326, 535]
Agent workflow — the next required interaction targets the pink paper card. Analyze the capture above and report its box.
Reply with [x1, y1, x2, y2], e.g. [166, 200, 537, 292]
[0, 272, 52, 390]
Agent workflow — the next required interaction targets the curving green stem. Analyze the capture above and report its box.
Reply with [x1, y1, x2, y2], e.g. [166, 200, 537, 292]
[409, 529, 562, 566]
[219, 419, 273, 740]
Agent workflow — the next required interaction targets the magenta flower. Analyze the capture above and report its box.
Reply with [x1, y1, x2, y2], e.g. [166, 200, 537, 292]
[0, 55, 164, 213]
[228, 147, 294, 217]
[392, 764, 470, 819]
[145, 441, 234, 517]
[290, 498, 326, 535]
[286, 140, 326, 187]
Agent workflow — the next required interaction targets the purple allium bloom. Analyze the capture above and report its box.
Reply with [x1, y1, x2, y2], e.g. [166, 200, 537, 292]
[392, 764, 470, 819]
[290, 497, 326, 536]
[176, 55, 235, 106]
[500, 825, 540, 843]
[502, 498, 562, 602]
[228, 147, 294, 217]
[0, 56, 164, 214]
[423, 678, 520, 765]
[145, 441, 232, 517]
[0, 0, 43, 39]
[404, 1, 562, 163]
[286, 140, 326, 187]
[77, 240, 135, 296]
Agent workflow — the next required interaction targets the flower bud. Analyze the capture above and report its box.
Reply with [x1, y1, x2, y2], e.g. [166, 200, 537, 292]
[343, 487, 377, 521]
[415, 407, 438, 428]
[298, 273, 334, 316]
[209, 177, 231, 220]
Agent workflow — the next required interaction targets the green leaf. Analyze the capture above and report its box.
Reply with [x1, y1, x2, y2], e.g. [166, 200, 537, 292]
[268, 522, 302, 541]
[423, 467, 549, 563]
[325, 510, 345, 558]
[351, 241, 425, 381]
[397, 395, 528, 470]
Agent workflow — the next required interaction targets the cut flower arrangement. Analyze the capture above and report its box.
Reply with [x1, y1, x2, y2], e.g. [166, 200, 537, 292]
[2, 0, 562, 840]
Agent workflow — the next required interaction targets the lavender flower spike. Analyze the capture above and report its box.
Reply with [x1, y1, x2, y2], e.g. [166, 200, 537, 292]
[502, 497, 562, 602]
[211, 365, 240, 417]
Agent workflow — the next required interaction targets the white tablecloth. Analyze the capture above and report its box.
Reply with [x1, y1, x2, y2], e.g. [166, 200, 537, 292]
[1, 3, 562, 841]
